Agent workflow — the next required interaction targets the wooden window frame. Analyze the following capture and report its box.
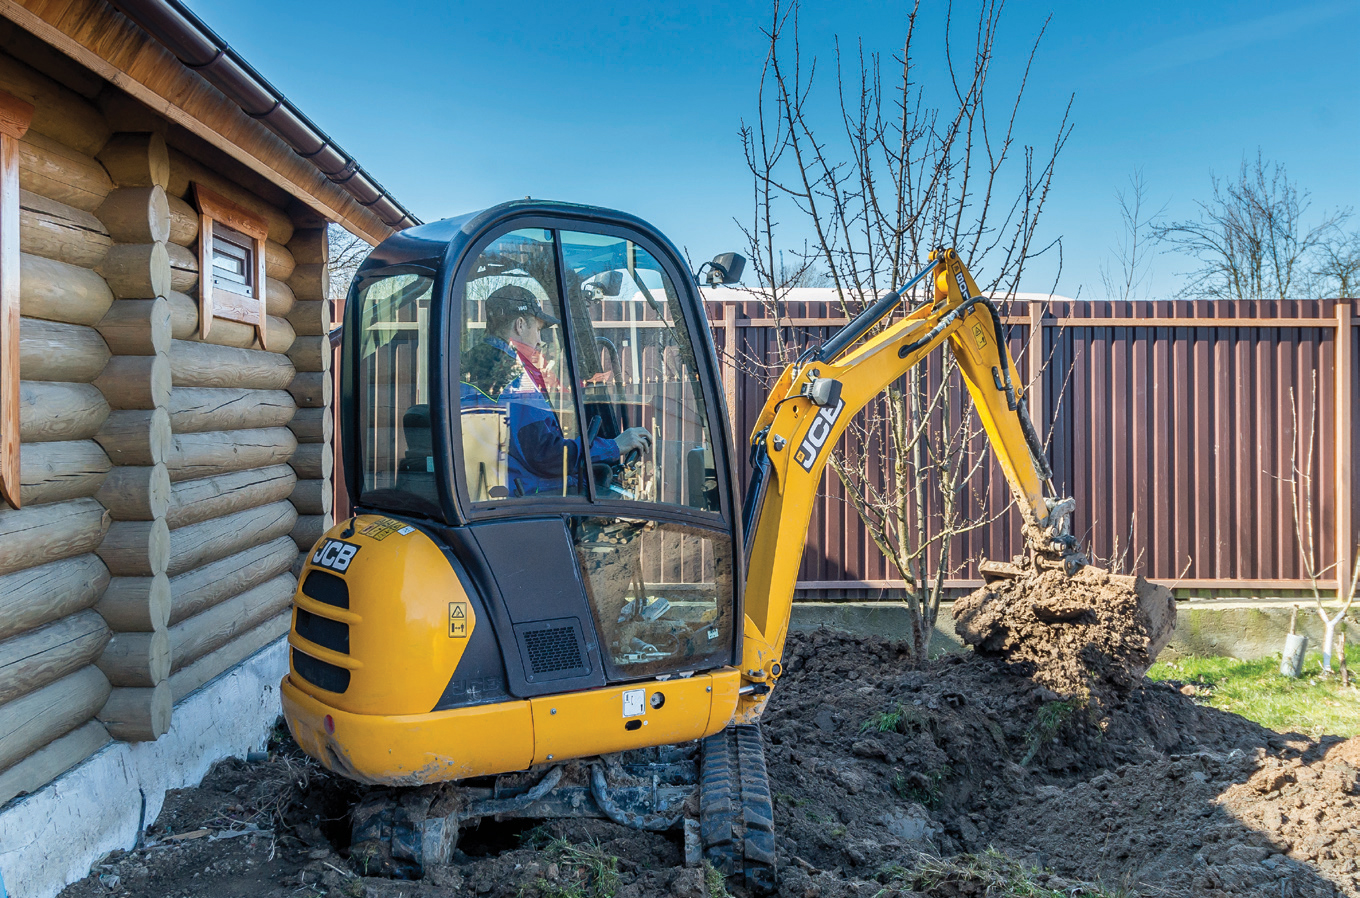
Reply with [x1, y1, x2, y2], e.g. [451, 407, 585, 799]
[193, 183, 269, 349]
[0, 90, 33, 509]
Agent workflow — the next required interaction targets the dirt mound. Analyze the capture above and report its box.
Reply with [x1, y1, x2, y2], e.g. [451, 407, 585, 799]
[61, 631, 1356, 898]
[953, 567, 1177, 707]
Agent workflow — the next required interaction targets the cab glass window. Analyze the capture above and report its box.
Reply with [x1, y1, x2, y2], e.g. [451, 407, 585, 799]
[458, 229, 588, 501]
[559, 232, 719, 512]
[573, 518, 733, 679]
[356, 270, 438, 515]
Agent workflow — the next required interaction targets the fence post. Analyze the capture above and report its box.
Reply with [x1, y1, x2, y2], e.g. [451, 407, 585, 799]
[1027, 301, 1045, 436]
[1337, 301, 1354, 598]
[722, 304, 738, 430]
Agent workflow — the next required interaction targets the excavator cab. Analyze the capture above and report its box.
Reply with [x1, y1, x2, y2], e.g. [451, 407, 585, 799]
[286, 202, 748, 789]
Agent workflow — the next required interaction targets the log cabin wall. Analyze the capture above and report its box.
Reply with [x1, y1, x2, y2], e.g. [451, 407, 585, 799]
[0, 36, 333, 805]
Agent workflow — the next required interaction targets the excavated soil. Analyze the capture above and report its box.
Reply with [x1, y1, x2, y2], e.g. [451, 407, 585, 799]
[60, 633, 1359, 898]
[953, 568, 1177, 708]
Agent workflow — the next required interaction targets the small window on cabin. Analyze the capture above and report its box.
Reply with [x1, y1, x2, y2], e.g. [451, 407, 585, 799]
[210, 224, 254, 294]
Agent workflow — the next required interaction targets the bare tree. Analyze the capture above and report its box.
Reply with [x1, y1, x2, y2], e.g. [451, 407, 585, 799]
[1284, 375, 1357, 673]
[1155, 153, 1350, 300]
[328, 224, 372, 308]
[1311, 228, 1360, 298]
[1099, 169, 1163, 300]
[737, 0, 1072, 657]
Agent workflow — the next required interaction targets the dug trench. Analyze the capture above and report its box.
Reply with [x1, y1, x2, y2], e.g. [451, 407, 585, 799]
[61, 572, 1359, 898]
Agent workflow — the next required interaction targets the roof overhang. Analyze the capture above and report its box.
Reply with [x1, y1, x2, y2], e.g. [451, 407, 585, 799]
[0, 0, 414, 245]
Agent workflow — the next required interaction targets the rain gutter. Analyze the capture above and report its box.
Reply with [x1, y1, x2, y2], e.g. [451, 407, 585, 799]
[110, 0, 420, 230]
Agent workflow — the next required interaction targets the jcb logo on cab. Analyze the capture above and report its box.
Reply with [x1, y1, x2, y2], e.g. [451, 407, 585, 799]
[312, 539, 360, 573]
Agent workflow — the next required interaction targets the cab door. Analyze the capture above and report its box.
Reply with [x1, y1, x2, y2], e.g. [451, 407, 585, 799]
[448, 210, 740, 689]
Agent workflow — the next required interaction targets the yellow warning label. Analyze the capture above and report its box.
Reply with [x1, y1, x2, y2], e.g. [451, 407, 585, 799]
[971, 322, 988, 349]
[448, 602, 468, 638]
[361, 517, 405, 541]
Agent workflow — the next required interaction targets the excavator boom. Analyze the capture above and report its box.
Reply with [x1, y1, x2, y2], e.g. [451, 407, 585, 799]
[736, 248, 1082, 722]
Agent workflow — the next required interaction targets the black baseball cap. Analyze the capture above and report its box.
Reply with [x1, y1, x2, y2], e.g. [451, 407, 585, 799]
[486, 285, 560, 327]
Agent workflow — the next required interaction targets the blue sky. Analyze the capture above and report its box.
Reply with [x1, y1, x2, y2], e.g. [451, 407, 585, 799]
[191, 0, 1358, 299]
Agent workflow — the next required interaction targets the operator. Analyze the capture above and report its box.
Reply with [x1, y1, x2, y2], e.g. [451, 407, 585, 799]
[462, 284, 652, 496]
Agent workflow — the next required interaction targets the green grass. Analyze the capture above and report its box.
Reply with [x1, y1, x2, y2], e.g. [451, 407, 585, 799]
[520, 838, 620, 898]
[1148, 643, 1360, 738]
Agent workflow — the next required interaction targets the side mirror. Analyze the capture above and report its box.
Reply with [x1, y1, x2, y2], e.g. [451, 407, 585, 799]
[705, 253, 745, 286]
[584, 269, 624, 298]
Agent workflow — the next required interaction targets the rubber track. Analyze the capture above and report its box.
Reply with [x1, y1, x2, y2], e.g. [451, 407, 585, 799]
[700, 724, 777, 894]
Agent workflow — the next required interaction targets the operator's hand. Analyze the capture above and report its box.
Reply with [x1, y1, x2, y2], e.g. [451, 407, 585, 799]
[614, 427, 653, 458]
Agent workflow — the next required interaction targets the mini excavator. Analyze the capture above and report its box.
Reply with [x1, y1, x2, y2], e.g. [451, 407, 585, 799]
[281, 201, 1088, 892]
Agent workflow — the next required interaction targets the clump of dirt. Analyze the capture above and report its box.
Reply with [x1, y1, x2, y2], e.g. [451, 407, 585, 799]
[953, 567, 1177, 707]
[60, 630, 1357, 898]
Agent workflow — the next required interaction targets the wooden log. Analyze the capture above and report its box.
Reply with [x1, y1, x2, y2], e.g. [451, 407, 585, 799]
[95, 574, 170, 632]
[169, 339, 294, 390]
[97, 518, 170, 578]
[166, 241, 196, 293]
[0, 554, 109, 642]
[169, 536, 295, 626]
[93, 186, 170, 245]
[169, 611, 288, 704]
[97, 682, 170, 742]
[286, 335, 327, 374]
[94, 408, 172, 466]
[15, 439, 111, 507]
[167, 465, 296, 530]
[291, 514, 326, 551]
[95, 628, 169, 688]
[166, 192, 197, 246]
[19, 381, 109, 442]
[0, 498, 110, 576]
[288, 407, 332, 444]
[168, 428, 297, 482]
[96, 464, 170, 522]
[265, 277, 295, 318]
[170, 573, 294, 672]
[167, 501, 298, 577]
[289, 478, 332, 517]
[18, 132, 112, 213]
[20, 189, 111, 269]
[96, 133, 169, 190]
[285, 300, 328, 337]
[290, 443, 332, 481]
[19, 251, 114, 326]
[0, 719, 110, 807]
[287, 263, 327, 302]
[0, 611, 110, 707]
[0, 666, 112, 773]
[264, 240, 296, 281]
[166, 149, 293, 245]
[288, 371, 330, 409]
[0, 53, 110, 157]
[263, 315, 296, 355]
[96, 242, 171, 300]
[167, 387, 295, 435]
[96, 297, 171, 356]
[287, 228, 327, 265]
[92, 353, 170, 410]
[19, 317, 109, 383]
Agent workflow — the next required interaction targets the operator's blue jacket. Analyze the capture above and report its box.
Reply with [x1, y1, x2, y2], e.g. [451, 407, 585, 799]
[460, 336, 619, 496]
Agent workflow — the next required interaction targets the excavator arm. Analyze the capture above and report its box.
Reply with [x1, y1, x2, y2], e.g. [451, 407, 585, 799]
[735, 248, 1082, 722]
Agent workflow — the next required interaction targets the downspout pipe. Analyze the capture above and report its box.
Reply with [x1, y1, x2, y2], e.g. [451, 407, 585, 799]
[109, 0, 420, 231]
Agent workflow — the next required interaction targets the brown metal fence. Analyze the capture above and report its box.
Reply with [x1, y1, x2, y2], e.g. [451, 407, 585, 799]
[707, 296, 1359, 598]
[333, 297, 1359, 599]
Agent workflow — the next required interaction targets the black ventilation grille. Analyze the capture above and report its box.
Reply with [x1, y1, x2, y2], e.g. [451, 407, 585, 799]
[514, 618, 590, 681]
[302, 570, 349, 609]
[292, 648, 350, 693]
[296, 608, 349, 654]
